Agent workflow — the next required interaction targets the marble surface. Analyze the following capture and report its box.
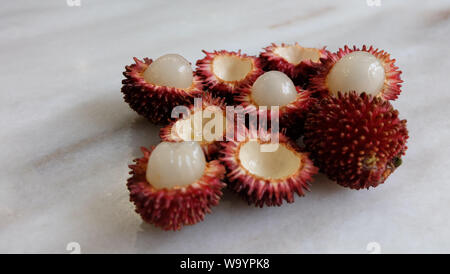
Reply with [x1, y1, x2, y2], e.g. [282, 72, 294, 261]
[1, 0, 450, 254]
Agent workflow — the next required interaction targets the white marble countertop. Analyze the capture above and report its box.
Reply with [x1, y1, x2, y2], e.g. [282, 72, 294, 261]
[1, 0, 450, 253]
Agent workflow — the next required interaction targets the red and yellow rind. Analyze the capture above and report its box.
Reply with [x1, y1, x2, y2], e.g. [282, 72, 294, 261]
[121, 57, 203, 124]
[220, 130, 318, 207]
[308, 45, 403, 100]
[195, 50, 264, 103]
[127, 146, 226, 231]
[304, 92, 409, 189]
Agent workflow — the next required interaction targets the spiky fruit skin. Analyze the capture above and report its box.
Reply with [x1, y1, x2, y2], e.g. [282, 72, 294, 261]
[160, 93, 227, 160]
[220, 130, 318, 207]
[259, 43, 329, 87]
[127, 146, 226, 231]
[195, 50, 264, 104]
[121, 57, 204, 125]
[308, 45, 403, 100]
[304, 92, 409, 189]
[235, 86, 316, 139]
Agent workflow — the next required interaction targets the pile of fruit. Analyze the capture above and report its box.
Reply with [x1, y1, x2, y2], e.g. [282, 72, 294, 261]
[121, 43, 408, 230]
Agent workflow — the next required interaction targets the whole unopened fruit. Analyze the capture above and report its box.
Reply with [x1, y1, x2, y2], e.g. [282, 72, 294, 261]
[304, 92, 408, 189]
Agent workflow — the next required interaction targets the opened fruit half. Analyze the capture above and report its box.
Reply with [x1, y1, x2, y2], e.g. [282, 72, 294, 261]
[121, 54, 203, 124]
[160, 93, 228, 160]
[196, 50, 263, 103]
[309, 45, 402, 100]
[260, 43, 329, 85]
[127, 142, 226, 230]
[221, 130, 318, 207]
[235, 71, 315, 138]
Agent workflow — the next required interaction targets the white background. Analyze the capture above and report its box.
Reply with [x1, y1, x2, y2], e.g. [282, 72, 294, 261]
[1, 0, 449, 253]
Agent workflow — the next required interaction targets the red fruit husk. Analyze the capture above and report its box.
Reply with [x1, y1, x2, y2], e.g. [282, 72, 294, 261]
[220, 129, 318, 207]
[195, 50, 264, 104]
[308, 45, 403, 100]
[260, 43, 330, 87]
[160, 93, 227, 160]
[304, 91, 409, 189]
[127, 146, 226, 231]
[121, 57, 203, 125]
[235, 85, 316, 139]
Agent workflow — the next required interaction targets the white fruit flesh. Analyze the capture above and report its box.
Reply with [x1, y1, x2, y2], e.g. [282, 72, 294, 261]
[212, 55, 252, 82]
[146, 142, 206, 189]
[274, 45, 320, 65]
[251, 71, 297, 107]
[143, 54, 193, 89]
[326, 51, 385, 96]
[238, 141, 301, 179]
[173, 108, 226, 143]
